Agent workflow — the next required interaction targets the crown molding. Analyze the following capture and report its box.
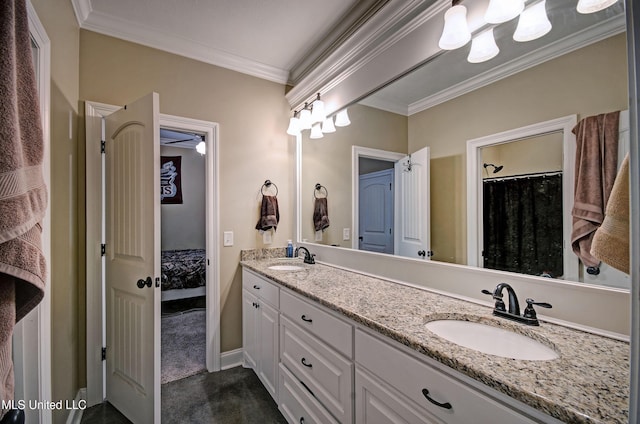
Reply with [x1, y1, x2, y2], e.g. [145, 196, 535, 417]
[71, 0, 289, 84]
[407, 13, 625, 115]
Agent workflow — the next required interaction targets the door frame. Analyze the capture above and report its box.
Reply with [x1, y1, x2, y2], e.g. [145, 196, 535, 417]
[352, 146, 405, 250]
[84, 101, 220, 406]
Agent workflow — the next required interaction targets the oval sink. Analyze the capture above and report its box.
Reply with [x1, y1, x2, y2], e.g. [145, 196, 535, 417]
[425, 320, 558, 361]
[268, 265, 305, 271]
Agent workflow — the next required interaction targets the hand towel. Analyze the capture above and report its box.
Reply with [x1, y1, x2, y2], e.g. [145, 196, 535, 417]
[570, 111, 619, 268]
[591, 154, 629, 274]
[0, 0, 47, 417]
[313, 197, 330, 231]
[255, 195, 280, 232]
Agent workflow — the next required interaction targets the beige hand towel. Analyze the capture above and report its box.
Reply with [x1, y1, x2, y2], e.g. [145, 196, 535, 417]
[591, 154, 629, 274]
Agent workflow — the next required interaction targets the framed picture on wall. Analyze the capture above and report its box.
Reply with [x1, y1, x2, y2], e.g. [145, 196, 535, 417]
[161, 156, 183, 204]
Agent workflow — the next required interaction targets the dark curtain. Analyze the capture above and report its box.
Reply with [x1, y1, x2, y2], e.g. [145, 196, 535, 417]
[483, 174, 563, 277]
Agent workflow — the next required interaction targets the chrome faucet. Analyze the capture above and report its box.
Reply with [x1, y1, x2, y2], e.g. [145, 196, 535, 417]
[482, 283, 551, 326]
[295, 246, 315, 264]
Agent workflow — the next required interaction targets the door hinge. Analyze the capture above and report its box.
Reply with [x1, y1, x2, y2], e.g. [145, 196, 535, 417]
[100, 140, 106, 154]
[101, 243, 106, 256]
[155, 277, 160, 288]
[390, 183, 392, 190]
[101, 347, 106, 361]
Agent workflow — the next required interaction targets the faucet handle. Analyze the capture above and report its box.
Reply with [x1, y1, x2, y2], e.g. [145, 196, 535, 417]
[481, 289, 506, 312]
[523, 298, 552, 319]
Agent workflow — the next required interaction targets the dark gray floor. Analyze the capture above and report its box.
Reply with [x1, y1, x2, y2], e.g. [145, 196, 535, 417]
[81, 367, 286, 424]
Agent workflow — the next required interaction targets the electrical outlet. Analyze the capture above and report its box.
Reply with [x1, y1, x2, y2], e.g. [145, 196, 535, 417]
[343, 228, 350, 240]
[223, 231, 234, 246]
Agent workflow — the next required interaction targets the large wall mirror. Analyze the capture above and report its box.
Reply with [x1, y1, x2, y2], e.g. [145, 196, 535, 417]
[298, 0, 630, 290]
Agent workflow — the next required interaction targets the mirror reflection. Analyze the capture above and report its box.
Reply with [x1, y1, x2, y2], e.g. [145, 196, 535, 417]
[299, 5, 629, 289]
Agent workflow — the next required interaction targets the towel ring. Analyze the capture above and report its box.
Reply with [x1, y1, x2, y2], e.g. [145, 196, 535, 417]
[261, 180, 278, 196]
[314, 183, 328, 199]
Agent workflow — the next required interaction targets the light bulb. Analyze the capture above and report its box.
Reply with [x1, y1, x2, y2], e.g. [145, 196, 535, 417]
[438, 5, 471, 50]
[335, 109, 351, 127]
[484, 0, 525, 24]
[513, 0, 551, 42]
[467, 28, 499, 63]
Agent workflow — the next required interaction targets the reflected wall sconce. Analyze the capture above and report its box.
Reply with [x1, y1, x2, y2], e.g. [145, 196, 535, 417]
[287, 93, 350, 139]
[439, 0, 614, 64]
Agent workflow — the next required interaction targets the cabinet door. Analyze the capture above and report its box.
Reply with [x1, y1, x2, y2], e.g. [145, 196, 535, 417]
[356, 368, 444, 424]
[242, 289, 258, 369]
[258, 301, 279, 402]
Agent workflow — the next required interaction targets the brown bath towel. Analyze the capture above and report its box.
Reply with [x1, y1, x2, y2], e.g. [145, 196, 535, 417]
[0, 0, 48, 417]
[591, 154, 629, 274]
[570, 111, 619, 268]
[255, 195, 280, 231]
[313, 197, 330, 231]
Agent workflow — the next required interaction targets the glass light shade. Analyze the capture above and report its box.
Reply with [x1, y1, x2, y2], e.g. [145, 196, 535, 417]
[286, 116, 300, 136]
[321, 116, 336, 133]
[484, 0, 525, 24]
[438, 5, 471, 50]
[576, 0, 617, 13]
[513, 1, 551, 42]
[335, 109, 351, 127]
[309, 123, 324, 139]
[195, 141, 206, 155]
[310, 99, 326, 124]
[299, 108, 313, 130]
[467, 28, 499, 63]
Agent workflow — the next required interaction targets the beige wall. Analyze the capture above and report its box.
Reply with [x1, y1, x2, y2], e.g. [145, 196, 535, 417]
[411, 33, 629, 265]
[29, 1, 81, 422]
[160, 146, 206, 251]
[300, 104, 407, 246]
[79, 31, 293, 357]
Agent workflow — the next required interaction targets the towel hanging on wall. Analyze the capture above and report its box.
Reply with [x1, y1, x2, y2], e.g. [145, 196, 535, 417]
[313, 184, 330, 232]
[570, 111, 619, 269]
[0, 0, 48, 420]
[591, 153, 629, 274]
[256, 180, 280, 232]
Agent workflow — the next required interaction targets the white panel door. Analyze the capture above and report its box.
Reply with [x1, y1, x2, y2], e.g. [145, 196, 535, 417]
[395, 147, 431, 259]
[105, 93, 160, 424]
[359, 169, 394, 253]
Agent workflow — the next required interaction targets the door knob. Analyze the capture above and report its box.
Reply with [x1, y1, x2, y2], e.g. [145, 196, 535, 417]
[136, 277, 153, 289]
[418, 250, 426, 257]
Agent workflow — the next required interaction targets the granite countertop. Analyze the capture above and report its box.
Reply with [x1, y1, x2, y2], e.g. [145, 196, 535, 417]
[240, 255, 630, 424]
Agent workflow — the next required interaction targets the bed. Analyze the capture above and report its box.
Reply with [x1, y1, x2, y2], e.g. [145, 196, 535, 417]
[161, 248, 206, 301]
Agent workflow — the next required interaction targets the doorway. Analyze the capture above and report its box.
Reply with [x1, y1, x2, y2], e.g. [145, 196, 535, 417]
[84, 102, 220, 410]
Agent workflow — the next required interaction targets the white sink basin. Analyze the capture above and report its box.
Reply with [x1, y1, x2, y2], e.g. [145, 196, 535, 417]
[425, 320, 558, 361]
[268, 265, 305, 271]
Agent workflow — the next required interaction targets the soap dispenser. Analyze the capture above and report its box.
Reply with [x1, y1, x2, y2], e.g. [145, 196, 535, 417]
[286, 240, 293, 258]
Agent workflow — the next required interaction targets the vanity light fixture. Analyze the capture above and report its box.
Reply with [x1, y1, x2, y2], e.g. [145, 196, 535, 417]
[576, 0, 618, 14]
[287, 93, 350, 138]
[468, 28, 499, 63]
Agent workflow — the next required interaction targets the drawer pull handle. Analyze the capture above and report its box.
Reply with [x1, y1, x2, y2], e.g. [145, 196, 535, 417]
[299, 418, 305, 424]
[301, 314, 313, 323]
[422, 388, 452, 410]
[253, 285, 260, 289]
[301, 357, 313, 368]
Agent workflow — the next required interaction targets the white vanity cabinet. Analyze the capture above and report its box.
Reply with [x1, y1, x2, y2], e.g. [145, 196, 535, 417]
[242, 269, 280, 402]
[355, 329, 548, 424]
[278, 290, 354, 424]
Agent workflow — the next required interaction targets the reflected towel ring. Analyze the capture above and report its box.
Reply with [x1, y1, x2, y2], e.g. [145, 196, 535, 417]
[261, 180, 278, 196]
[314, 183, 328, 199]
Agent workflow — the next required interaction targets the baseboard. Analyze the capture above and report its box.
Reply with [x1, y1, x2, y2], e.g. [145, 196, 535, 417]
[220, 348, 243, 370]
[65, 387, 87, 424]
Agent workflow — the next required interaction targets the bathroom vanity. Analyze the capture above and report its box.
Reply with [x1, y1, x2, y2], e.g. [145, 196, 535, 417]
[240, 256, 629, 424]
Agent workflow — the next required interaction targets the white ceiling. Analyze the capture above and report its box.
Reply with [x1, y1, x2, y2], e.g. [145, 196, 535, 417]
[71, 0, 360, 84]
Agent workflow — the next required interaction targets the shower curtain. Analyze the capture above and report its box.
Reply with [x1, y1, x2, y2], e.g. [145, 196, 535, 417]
[482, 174, 563, 278]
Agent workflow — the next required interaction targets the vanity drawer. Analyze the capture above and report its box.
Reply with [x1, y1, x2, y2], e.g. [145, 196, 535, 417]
[280, 290, 352, 357]
[279, 364, 339, 424]
[355, 330, 537, 424]
[281, 316, 353, 424]
[243, 269, 279, 307]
